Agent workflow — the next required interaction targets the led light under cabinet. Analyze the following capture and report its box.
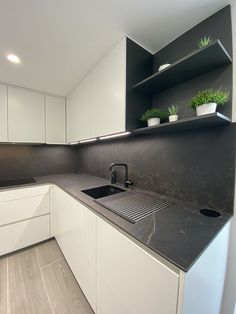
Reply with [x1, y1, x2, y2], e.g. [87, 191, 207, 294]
[99, 132, 131, 140]
[79, 138, 97, 143]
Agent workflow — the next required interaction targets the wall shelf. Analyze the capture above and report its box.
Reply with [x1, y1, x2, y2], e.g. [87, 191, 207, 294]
[133, 40, 232, 94]
[132, 113, 231, 135]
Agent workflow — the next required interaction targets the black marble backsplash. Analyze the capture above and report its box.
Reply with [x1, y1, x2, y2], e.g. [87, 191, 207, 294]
[0, 144, 77, 181]
[76, 124, 236, 213]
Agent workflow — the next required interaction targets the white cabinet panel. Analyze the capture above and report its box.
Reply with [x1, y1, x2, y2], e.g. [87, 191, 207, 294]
[90, 38, 126, 137]
[46, 95, 66, 144]
[0, 185, 49, 202]
[0, 194, 49, 226]
[66, 38, 127, 141]
[0, 215, 50, 256]
[67, 76, 90, 142]
[180, 222, 230, 314]
[0, 85, 8, 142]
[8, 87, 45, 143]
[53, 187, 96, 311]
[97, 218, 179, 314]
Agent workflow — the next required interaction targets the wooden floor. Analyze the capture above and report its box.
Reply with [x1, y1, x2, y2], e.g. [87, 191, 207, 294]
[0, 239, 94, 314]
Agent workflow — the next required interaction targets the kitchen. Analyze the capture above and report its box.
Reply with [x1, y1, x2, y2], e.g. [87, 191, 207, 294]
[0, 1, 235, 314]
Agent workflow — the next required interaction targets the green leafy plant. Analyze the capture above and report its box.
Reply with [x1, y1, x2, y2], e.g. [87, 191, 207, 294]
[189, 88, 230, 110]
[140, 108, 167, 122]
[168, 105, 179, 116]
[198, 36, 213, 48]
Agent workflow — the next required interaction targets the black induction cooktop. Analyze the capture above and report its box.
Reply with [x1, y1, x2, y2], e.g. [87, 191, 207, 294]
[0, 178, 36, 187]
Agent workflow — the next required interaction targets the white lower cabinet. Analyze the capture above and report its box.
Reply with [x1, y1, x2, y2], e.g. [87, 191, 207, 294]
[96, 217, 179, 314]
[0, 193, 49, 226]
[0, 185, 51, 256]
[0, 215, 50, 255]
[49, 186, 231, 314]
[52, 186, 97, 311]
[179, 222, 230, 314]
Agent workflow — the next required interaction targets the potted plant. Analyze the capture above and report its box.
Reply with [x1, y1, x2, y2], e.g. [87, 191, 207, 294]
[140, 108, 167, 127]
[189, 88, 230, 116]
[198, 36, 213, 48]
[168, 105, 179, 122]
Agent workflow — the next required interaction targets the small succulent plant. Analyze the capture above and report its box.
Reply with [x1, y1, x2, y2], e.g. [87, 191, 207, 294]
[168, 105, 179, 116]
[198, 36, 213, 49]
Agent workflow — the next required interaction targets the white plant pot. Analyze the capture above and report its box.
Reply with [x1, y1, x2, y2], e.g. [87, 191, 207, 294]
[169, 115, 178, 122]
[147, 118, 160, 127]
[196, 103, 217, 116]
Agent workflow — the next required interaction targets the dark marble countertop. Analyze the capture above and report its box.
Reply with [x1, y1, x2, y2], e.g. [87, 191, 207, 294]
[30, 172, 230, 272]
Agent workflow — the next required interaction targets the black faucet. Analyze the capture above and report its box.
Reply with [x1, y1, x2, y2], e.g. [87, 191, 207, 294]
[109, 163, 133, 188]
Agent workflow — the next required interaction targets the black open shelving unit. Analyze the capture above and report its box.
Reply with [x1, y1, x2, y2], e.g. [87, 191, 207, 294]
[132, 113, 231, 135]
[133, 40, 232, 94]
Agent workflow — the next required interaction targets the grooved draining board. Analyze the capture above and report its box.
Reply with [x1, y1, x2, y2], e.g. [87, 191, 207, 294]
[95, 191, 174, 223]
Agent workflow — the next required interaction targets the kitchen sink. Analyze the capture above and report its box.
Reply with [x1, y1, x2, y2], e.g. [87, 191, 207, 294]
[81, 185, 126, 199]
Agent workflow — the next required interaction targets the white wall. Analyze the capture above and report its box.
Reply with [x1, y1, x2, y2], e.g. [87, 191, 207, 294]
[220, 3, 236, 314]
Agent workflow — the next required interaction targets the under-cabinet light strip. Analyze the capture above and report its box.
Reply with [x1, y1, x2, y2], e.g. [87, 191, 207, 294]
[69, 132, 131, 145]
[79, 138, 97, 143]
[70, 141, 79, 145]
[99, 132, 131, 140]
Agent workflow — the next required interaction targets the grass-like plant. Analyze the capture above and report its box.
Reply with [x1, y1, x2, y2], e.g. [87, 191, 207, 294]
[168, 105, 179, 116]
[140, 108, 167, 122]
[198, 36, 213, 48]
[189, 88, 230, 110]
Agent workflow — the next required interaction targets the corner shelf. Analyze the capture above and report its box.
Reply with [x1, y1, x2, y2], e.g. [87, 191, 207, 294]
[132, 113, 231, 135]
[133, 40, 232, 94]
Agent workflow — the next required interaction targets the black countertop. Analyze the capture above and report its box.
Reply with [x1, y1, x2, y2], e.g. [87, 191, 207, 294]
[28, 172, 230, 272]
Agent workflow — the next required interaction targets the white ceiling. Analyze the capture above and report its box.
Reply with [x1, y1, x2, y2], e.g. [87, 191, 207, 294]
[0, 0, 231, 96]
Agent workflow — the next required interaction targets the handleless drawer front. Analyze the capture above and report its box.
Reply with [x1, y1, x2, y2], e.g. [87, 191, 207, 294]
[0, 193, 49, 226]
[0, 185, 49, 202]
[0, 215, 50, 256]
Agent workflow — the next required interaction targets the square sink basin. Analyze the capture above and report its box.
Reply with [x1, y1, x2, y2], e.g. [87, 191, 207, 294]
[81, 185, 125, 199]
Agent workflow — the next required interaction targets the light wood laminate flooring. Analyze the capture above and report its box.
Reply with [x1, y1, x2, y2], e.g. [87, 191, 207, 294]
[0, 239, 94, 314]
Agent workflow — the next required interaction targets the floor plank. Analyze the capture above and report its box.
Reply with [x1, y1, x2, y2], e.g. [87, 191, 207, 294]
[36, 239, 64, 268]
[42, 259, 94, 314]
[0, 257, 7, 313]
[8, 247, 52, 314]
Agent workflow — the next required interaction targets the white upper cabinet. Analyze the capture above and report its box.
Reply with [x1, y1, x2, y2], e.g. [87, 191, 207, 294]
[67, 75, 90, 142]
[90, 38, 126, 137]
[8, 87, 45, 143]
[0, 85, 8, 142]
[46, 95, 66, 144]
[66, 37, 126, 141]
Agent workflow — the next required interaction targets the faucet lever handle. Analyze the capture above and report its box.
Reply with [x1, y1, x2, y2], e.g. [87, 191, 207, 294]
[125, 179, 133, 188]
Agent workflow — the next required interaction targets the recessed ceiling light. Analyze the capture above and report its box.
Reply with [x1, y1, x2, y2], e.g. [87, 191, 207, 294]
[7, 54, 21, 64]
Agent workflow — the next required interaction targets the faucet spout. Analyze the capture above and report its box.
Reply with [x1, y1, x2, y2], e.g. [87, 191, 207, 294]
[109, 163, 133, 188]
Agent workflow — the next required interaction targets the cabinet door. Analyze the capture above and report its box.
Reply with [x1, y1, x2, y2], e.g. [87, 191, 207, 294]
[97, 218, 179, 314]
[90, 38, 126, 137]
[8, 87, 45, 143]
[66, 76, 90, 142]
[46, 95, 66, 144]
[0, 85, 8, 142]
[53, 187, 96, 311]
[0, 215, 50, 256]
